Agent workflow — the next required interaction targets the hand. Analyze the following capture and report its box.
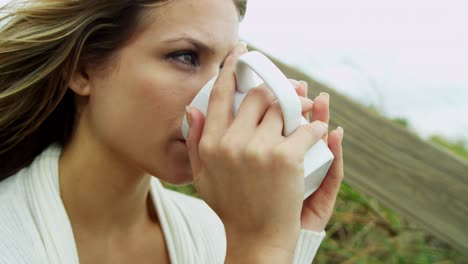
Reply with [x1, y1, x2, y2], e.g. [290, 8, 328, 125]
[293, 81, 345, 232]
[184, 43, 329, 262]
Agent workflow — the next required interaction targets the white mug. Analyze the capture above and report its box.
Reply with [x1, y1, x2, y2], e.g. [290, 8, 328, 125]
[182, 51, 334, 199]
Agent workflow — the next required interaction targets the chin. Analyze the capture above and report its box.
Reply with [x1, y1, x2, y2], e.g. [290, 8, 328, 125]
[146, 141, 193, 184]
[166, 172, 193, 185]
[155, 161, 193, 185]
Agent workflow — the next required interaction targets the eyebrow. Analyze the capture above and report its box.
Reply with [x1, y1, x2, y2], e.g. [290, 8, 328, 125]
[163, 36, 216, 55]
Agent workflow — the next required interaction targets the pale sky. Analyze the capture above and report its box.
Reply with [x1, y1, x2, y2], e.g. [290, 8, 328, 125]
[239, 0, 468, 141]
[1, 0, 467, 141]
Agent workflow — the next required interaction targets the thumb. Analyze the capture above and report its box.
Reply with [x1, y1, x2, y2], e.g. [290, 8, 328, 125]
[185, 106, 205, 184]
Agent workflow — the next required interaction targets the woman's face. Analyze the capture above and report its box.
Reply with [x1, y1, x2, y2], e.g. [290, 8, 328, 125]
[83, 0, 240, 184]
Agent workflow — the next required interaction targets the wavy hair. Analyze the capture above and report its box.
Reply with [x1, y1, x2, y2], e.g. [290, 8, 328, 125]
[0, 0, 247, 179]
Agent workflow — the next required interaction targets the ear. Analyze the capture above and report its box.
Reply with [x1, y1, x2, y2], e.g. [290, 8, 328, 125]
[68, 64, 91, 96]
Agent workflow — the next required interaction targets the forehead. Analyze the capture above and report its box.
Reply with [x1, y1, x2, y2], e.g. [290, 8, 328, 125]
[139, 0, 240, 48]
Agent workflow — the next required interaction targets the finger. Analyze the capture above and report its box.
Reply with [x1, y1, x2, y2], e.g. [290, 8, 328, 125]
[257, 97, 314, 137]
[231, 80, 313, 140]
[300, 128, 343, 231]
[185, 106, 206, 177]
[299, 81, 309, 99]
[290, 79, 310, 121]
[311, 92, 330, 142]
[204, 42, 248, 138]
[289, 79, 300, 89]
[278, 120, 329, 159]
[296, 81, 310, 122]
[303, 127, 344, 216]
[323, 127, 344, 200]
[229, 84, 276, 138]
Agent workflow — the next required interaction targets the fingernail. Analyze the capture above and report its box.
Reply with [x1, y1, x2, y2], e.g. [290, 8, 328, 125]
[299, 80, 308, 90]
[337, 126, 344, 138]
[291, 80, 300, 87]
[236, 41, 248, 53]
[185, 106, 192, 128]
[239, 40, 247, 48]
[320, 92, 330, 100]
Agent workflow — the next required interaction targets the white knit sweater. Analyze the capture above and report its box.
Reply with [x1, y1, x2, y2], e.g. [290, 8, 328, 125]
[0, 144, 325, 263]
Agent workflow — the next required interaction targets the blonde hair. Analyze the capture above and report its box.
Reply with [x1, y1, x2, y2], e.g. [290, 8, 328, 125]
[0, 0, 247, 179]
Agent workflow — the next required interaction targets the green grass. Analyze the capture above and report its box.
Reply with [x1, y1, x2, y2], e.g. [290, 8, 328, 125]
[429, 135, 468, 160]
[316, 182, 466, 263]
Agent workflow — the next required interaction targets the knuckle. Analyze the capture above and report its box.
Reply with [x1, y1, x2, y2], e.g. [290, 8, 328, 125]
[246, 85, 270, 99]
[300, 122, 327, 139]
[299, 124, 317, 136]
[266, 100, 282, 114]
[219, 136, 239, 160]
[199, 138, 217, 157]
[271, 147, 297, 168]
[312, 121, 328, 136]
[244, 144, 265, 164]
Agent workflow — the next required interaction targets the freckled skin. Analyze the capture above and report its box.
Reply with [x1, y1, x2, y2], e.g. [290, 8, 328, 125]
[83, 0, 239, 184]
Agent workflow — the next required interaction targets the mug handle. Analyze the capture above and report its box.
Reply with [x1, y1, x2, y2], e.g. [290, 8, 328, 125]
[235, 51, 304, 136]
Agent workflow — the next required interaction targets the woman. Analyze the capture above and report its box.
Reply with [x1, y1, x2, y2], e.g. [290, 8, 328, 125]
[0, 0, 344, 263]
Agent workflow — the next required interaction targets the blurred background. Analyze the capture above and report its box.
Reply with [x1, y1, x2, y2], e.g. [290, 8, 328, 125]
[239, 0, 468, 144]
[236, 1, 468, 262]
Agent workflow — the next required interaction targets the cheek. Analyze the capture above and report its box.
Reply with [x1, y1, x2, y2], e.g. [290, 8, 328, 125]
[138, 71, 209, 115]
[87, 68, 194, 150]
[136, 74, 187, 121]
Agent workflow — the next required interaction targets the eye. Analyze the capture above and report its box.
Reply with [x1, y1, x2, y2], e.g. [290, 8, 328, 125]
[168, 51, 200, 68]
